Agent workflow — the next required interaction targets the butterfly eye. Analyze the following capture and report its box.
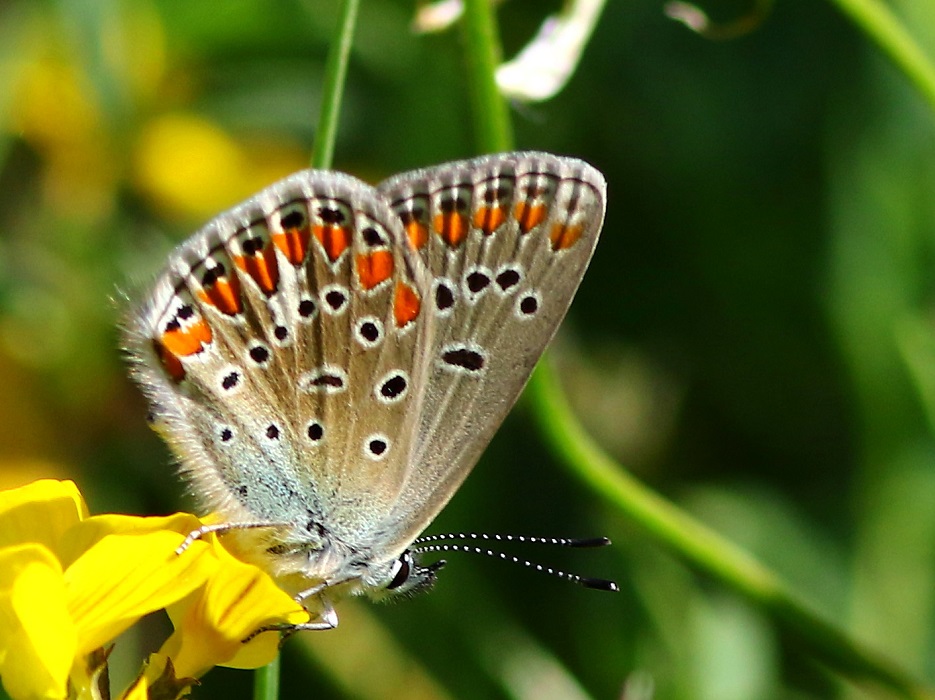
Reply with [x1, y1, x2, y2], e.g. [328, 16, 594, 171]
[387, 552, 412, 590]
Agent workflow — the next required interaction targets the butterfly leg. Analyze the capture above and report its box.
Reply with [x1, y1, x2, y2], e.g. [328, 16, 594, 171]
[176, 520, 291, 555]
[241, 599, 338, 644]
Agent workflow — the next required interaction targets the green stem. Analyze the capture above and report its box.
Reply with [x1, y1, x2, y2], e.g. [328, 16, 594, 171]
[458, 1, 934, 696]
[460, 0, 513, 153]
[311, 0, 360, 170]
[527, 365, 933, 699]
[829, 0, 935, 115]
[253, 654, 281, 700]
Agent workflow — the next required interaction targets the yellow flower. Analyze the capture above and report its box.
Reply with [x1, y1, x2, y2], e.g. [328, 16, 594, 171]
[132, 112, 307, 221]
[0, 480, 307, 700]
[0, 543, 72, 699]
[160, 534, 309, 678]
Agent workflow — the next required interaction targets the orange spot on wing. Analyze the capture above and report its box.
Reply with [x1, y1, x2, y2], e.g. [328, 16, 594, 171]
[405, 220, 428, 250]
[272, 226, 311, 265]
[514, 202, 548, 233]
[154, 341, 186, 382]
[313, 224, 350, 262]
[394, 282, 421, 328]
[161, 318, 212, 357]
[357, 251, 395, 290]
[549, 223, 584, 250]
[198, 276, 242, 315]
[473, 206, 505, 235]
[234, 243, 279, 295]
[432, 212, 467, 247]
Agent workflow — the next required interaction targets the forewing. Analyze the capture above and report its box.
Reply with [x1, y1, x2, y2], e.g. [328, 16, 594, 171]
[375, 152, 606, 547]
[123, 170, 434, 560]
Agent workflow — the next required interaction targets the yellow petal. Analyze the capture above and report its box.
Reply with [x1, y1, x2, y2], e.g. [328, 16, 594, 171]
[119, 675, 148, 700]
[0, 479, 87, 553]
[162, 536, 307, 677]
[0, 544, 76, 700]
[58, 512, 204, 568]
[65, 529, 217, 655]
[120, 677, 149, 700]
[11, 57, 101, 148]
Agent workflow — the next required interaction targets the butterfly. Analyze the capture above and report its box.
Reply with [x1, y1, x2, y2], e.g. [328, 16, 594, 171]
[122, 151, 608, 630]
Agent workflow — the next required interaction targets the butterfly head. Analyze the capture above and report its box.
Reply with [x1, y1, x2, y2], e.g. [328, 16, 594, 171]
[365, 550, 447, 601]
[237, 529, 447, 607]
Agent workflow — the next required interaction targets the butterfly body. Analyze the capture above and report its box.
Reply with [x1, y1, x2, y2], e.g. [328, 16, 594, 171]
[123, 152, 606, 617]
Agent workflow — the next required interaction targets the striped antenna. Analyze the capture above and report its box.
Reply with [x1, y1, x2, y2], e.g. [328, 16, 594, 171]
[412, 533, 618, 592]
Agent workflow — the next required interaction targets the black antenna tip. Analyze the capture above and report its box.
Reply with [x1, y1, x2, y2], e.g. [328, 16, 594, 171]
[580, 577, 620, 592]
[568, 537, 612, 548]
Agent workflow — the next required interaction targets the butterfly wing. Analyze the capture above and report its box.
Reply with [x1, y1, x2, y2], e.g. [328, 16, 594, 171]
[123, 170, 436, 580]
[374, 152, 606, 549]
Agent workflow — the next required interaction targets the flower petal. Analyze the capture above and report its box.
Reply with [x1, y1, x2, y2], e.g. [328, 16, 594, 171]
[65, 528, 217, 655]
[412, 0, 463, 32]
[0, 480, 87, 553]
[58, 512, 203, 568]
[162, 536, 307, 677]
[120, 676, 149, 700]
[0, 544, 76, 700]
[496, 0, 606, 102]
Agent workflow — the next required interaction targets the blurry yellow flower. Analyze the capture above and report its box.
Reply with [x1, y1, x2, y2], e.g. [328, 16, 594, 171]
[8, 6, 169, 222]
[133, 112, 307, 221]
[12, 59, 100, 149]
[133, 113, 247, 219]
[11, 55, 118, 219]
[0, 480, 307, 700]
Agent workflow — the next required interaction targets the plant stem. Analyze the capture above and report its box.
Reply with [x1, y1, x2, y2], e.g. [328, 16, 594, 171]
[527, 365, 934, 699]
[461, 0, 513, 153]
[829, 0, 935, 115]
[253, 654, 280, 700]
[311, 0, 360, 170]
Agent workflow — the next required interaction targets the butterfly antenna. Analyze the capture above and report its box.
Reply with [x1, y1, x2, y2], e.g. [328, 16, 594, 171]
[413, 533, 619, 592]
[414, 533, 612, 548]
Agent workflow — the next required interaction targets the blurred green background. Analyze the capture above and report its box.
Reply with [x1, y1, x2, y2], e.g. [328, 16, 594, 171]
[2, 0, 935, 698]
